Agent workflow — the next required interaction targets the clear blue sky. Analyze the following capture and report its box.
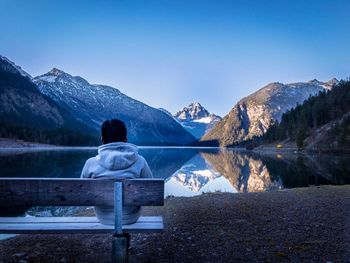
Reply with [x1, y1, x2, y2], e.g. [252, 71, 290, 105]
[1, 0, 349, 116]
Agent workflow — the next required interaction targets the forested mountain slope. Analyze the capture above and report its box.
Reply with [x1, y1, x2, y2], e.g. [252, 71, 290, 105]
[261, 80, 350, 152]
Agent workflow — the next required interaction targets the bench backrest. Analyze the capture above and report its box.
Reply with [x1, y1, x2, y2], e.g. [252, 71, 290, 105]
[0, 178, 164, 207]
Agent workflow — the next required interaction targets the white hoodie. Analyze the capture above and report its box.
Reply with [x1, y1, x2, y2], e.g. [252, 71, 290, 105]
[81, 142, 152, 224]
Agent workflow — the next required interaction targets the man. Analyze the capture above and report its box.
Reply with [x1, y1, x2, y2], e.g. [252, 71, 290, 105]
[81, 119, 152, 225]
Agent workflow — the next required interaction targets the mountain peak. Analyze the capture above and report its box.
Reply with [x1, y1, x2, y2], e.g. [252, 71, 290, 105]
[308, 79, 322, 84]
[48, 68, 65, 76]
[326, 78, 339, 87]
[201, 79, 335, 146]
[189, 102, 202, 107]
[174, 102, 221, 139]
[175, 102, 210, 121]
[34, 68, 83, 84]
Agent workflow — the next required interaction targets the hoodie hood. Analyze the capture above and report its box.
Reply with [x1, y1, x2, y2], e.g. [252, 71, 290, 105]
[97, 142, 139, 170]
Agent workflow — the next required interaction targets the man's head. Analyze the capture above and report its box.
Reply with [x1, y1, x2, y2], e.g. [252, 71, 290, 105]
[101, 119, 127, 144]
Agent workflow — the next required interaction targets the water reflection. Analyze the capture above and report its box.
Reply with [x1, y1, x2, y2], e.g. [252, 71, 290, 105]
[0, 149, 94, 178]
[165, 149, 350, 196]
[200, 150, 283, 193]
[0, 147, 197, 179]
[139, 147, 198, 179]
[0, 147, 350, 199]
[165, 154, 237, 197]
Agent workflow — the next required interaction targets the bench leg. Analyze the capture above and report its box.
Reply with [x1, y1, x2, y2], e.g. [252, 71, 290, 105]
[112, 233, 129, 263]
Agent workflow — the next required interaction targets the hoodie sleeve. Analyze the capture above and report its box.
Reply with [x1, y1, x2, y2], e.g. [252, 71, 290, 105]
[80, 158, 93, 178]
[140, 157, 153, 178]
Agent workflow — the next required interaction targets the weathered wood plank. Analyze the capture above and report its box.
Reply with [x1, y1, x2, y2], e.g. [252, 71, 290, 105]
[121, 221, 163, 232]
[0, 216, 162, 224]
[0, 217, 100, 223]
[112, 234, 128, 263]
[114, 182, 123, 235]
[123, 179, 164, 206]
[0, 220, 164, 234]
[0, 178, 164, 206]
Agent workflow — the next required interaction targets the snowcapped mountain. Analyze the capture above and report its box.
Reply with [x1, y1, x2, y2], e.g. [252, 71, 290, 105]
[201, 79, 338, 146]
[168, 154, 221, 192]
[175, 102, 210, 120]
[174, 102, 221, 139]
[0, 55, 32, 79]
[201, 150, 282, 192]
[33, 69, 196, 145]
[0, 57, 65, 128]
[165, 154, 237, 197]
[165, 149, 282, 197]
[0, 55, 98, 145]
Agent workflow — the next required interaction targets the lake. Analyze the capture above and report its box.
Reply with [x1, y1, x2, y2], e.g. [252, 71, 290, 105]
[1, 147, 350, 216]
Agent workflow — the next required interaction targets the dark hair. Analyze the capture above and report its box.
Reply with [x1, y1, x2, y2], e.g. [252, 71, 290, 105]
[101, 119, 127, 144]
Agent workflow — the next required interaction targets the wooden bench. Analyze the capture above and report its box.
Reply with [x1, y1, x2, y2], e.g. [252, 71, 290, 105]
[0, 178, 164, 263]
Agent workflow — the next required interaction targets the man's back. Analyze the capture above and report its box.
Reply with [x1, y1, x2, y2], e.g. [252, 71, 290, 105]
[81, 142, 152, 224]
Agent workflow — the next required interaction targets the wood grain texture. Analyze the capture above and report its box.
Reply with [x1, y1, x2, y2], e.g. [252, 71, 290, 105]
[0, 216, 162, 223]
[0, 178, 164, 207]
[0, 216, 164, 234]
[114, 182, 123, 235]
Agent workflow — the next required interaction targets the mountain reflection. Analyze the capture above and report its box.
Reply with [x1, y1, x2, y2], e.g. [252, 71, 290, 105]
[169, 155, 221, 192]
[139, 148, 198, 179]
[3, 148, 349, 217]
[165, 150, 282, 196]
[201, 150, 282, 193]
[165, 154, 235, 197]
[165, 149, 350, 197]
[0, 148, 349, 198]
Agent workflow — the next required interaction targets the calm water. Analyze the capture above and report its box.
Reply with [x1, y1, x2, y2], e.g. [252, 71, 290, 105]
[1, 147, 350, 217]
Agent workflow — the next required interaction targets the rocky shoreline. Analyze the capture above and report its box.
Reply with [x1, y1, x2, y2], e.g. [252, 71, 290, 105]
[1, 185, 349, 262]
[0, 138, 57, 148]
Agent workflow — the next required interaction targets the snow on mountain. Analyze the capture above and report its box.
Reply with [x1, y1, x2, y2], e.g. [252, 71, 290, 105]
[0, 56, 64, 128]
[175, 102, 210, 120]
[33, 69, 196, 145]
[164, 149, 283, 197]
[164, 154, 236, 197]
[165, 174, 237, 197]
[0, 55, 32, 79]
[0, 55, 98, 144]
[174, 102, 221, 139]
[201, 79, 339, 146]
[166, 154, 221, 192]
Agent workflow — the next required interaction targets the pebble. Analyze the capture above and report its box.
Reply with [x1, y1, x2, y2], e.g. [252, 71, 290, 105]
[13, 252, 27, 257]
[1, 187, 349, 263]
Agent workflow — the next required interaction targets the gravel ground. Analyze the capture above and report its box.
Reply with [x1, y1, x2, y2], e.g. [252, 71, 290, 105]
[1, 185, 349, 263]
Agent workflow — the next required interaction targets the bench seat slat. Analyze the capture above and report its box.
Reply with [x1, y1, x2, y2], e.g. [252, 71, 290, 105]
[0, 216, 162, 224]
[0, 178, 164, 206]
[0, 217, 163, 234]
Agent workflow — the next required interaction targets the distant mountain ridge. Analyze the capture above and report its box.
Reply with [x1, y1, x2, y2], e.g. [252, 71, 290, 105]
[201, 79, 338, 146]
[0, 55, 98, 145]
[33, 68, 196, 145]
[174, 102, 221, 139]
[0, 56, 63, 128]
[1, 54, 342, 147]
[0, 55, 32, 79]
